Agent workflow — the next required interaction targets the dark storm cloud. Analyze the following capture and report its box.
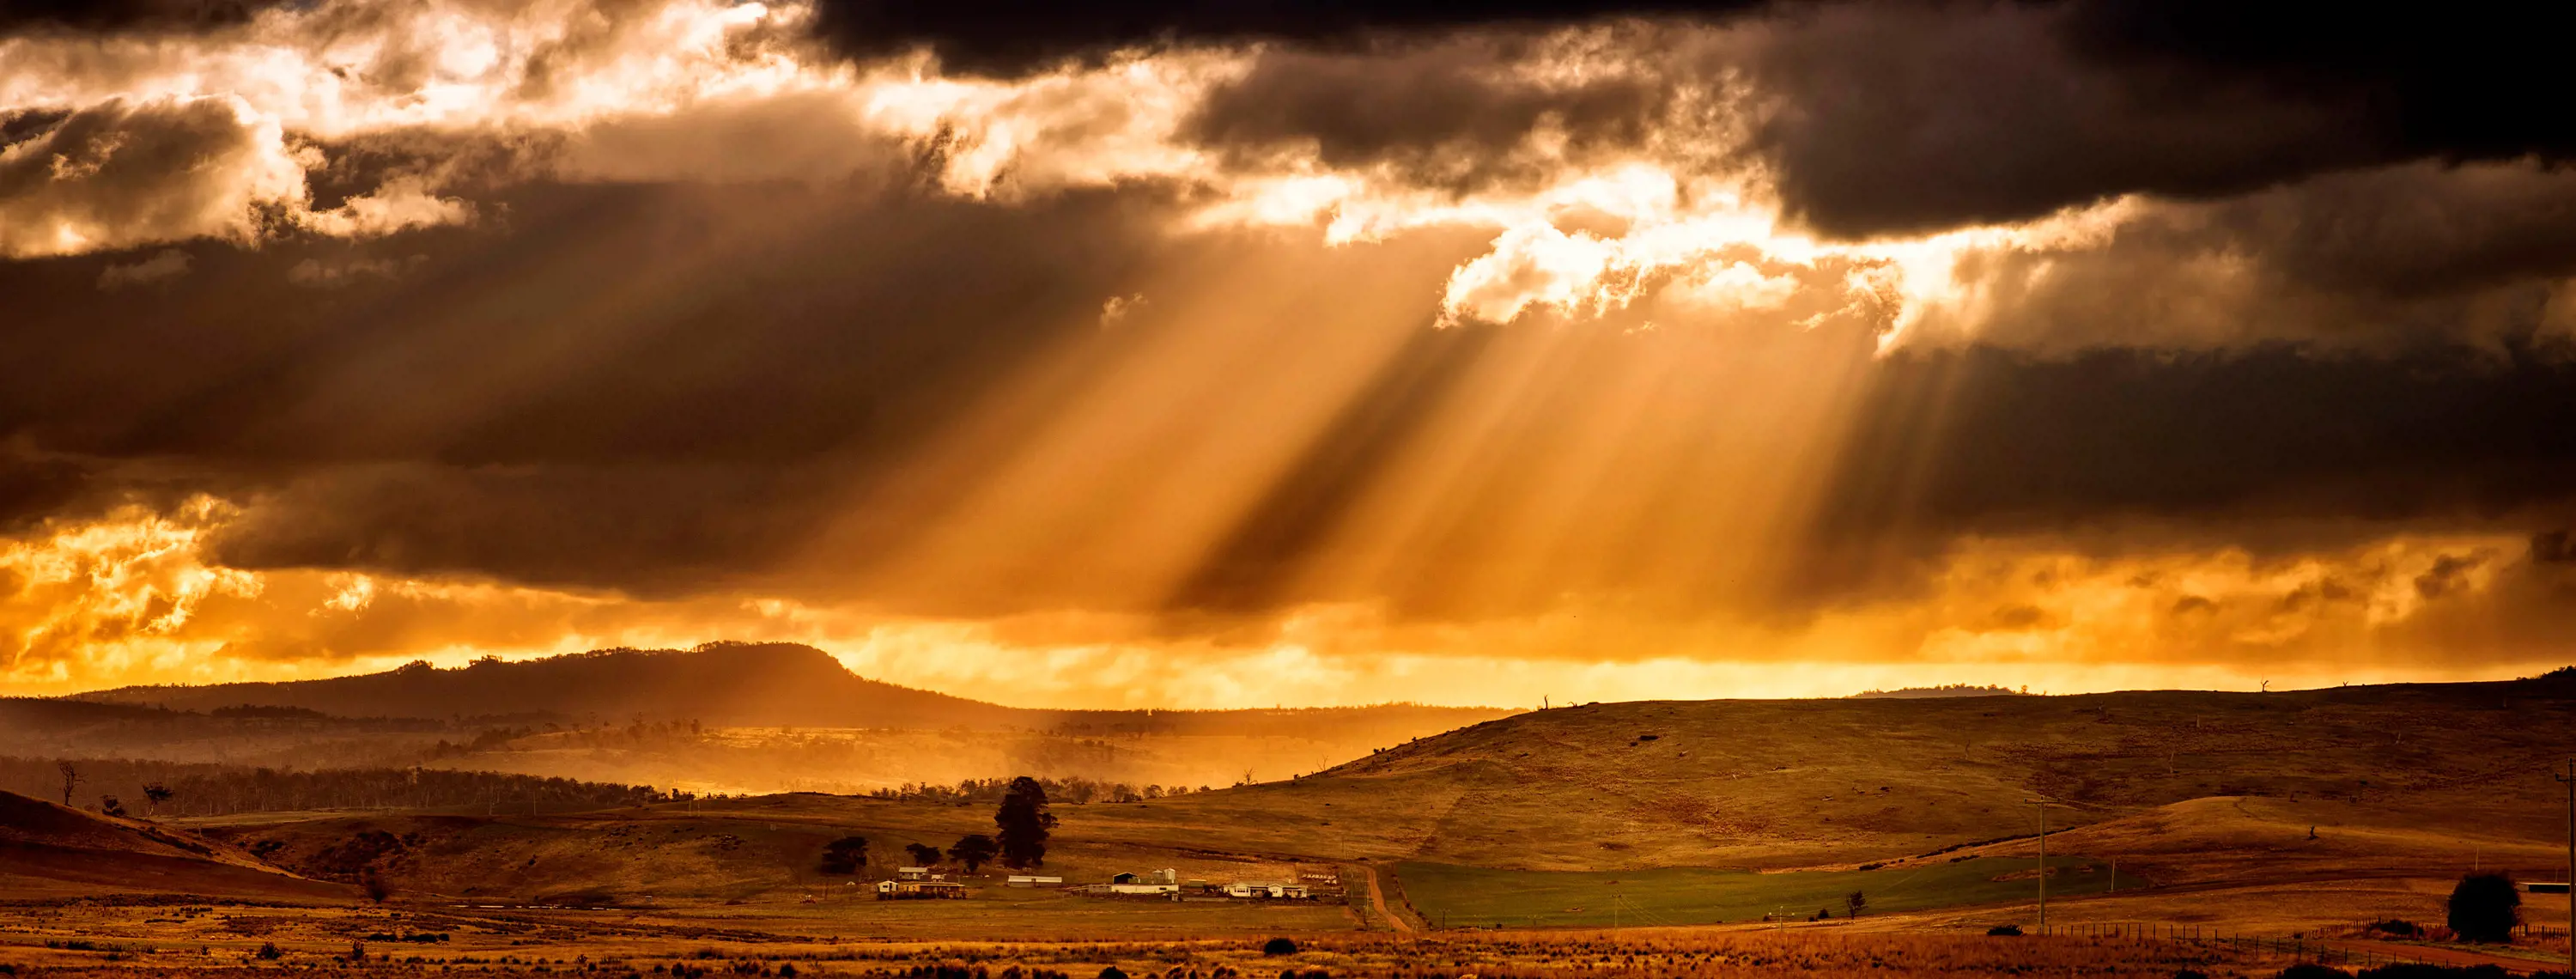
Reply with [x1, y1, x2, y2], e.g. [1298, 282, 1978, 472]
[0, 0, 280, 33]
[1735, 2, 2385, 238]
[1886, 161, 2576, 351]
[1816, 344, 2576, 545]
[808, 0, 1768, 76]
[0, 173, 1189, 590]
[1182, 38, 1674, 194]
[1103, 0, 2576, 240]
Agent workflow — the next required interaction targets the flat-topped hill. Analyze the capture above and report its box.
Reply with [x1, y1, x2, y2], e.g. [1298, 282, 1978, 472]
[69, 642, 1511, 739]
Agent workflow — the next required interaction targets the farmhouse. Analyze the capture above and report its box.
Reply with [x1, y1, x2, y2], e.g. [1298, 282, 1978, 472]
[1223, 881, 1311, 899]
[1105, 868, 1181, 896]
[876, 879, 967, 900]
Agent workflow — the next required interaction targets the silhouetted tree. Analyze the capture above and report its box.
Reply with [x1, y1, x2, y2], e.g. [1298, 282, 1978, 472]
[905, 842, 943, 867]
[98, 794, 125, 817]
[818, 836, 869, 876]
[2447, 873, 2520, 941]
[948, 834, 998, 874]
[142, 782, 173, 817]
[994, 775, 1057, 869]
[1844, 890, 1867, 918]
[56, 761, 79, 806]
[361, 870, 392, 903]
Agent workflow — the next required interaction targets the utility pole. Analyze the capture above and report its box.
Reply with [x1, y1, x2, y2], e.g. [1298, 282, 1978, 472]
[2557, 757, 2574, 974]
[2027, 800, 2048, 931]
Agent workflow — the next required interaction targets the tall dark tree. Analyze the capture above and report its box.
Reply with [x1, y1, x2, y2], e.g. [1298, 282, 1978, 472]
[904, 842, 943, 867]
[56, 761, 79, 806]
[993, 775, 1057, 869]
[948, 834, 999, 874]
[142, 783, 173, 817]
[2447, 873, 2521, 942]
[818, 836, 869, 876]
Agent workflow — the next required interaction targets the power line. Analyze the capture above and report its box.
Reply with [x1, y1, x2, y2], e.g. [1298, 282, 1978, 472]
[2556, 757, 2573, 975]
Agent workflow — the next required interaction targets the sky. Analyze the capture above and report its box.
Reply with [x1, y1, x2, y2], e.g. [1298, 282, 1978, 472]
[2, 0, 2573, 708]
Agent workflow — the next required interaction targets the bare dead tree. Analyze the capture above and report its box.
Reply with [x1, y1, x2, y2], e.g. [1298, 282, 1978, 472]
[56, 761, 80, 806]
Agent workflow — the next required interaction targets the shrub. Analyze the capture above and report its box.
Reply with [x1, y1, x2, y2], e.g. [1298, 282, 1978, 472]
[1986, 925, 2022, 936]
[2275, 965, 2349, 979]
[1261, 938, 1298, 956]
[2173, 970, 2208, 979]
[256, 942, 283, 960]
[2366, 920, 2421, 938]
[2446, 873, 2521, 942]
[1098, 969, 1127, 979]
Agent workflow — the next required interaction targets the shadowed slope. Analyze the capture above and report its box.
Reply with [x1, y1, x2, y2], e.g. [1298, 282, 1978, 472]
[0, 789, 349, 899]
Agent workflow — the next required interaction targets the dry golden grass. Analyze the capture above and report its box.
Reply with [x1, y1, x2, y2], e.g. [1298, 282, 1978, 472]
[3, 915, 2316, 978]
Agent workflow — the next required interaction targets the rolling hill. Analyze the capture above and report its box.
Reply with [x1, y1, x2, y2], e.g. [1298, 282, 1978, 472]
[1038, 672, 2576, 878]
[0, 789, 349, 900]
[91, 672, 2573, 941]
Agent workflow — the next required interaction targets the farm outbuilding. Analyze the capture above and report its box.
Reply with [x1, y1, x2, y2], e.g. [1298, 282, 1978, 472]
[1005, 875, 1064, 888]
[876, 880, 967, 900]
[1224, 882, 1311, 899]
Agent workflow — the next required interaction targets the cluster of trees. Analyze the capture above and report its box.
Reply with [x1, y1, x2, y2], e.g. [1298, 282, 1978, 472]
[5, 757, 670, 817]
[866, 775, 1206, 806]
[821, 776, 1054, 877]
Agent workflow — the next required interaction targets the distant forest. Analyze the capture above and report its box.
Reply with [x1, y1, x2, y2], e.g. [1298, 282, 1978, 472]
[866, 775, 1212, 806]
[0, 757, 673, 818]
[1848, 684, 2028, 699]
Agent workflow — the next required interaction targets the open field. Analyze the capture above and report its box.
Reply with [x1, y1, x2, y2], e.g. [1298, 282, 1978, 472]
[1394, 855, 2142, 928]
[0, 901, 2367, 977]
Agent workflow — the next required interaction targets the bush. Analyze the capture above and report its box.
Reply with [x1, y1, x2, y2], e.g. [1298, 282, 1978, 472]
[1097, 968, 1126, 979]
[1986, 925, 2022, 936]
[2173, 970, 2208, 979]
[256, 942, 283, 960]
[2366, 920, 2422, 938]
[2446, 873, 2521, 942]
[1261, 938, 1298, 956]
[2275, 966, 2349, 979]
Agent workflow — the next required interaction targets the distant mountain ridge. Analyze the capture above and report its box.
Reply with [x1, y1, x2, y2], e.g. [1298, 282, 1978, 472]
[70, 642, 1512, 737]
[77, 642, 1003, 728]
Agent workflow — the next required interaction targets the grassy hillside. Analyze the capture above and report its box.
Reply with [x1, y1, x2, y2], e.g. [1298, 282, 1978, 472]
[0, 789, 349, 901]
[46, 672, 2572, 940]
[1036, 674, 2576, 878]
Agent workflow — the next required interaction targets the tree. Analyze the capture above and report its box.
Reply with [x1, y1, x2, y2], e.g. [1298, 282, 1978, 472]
[818, 836, 869, 876]
[2447, 873, 2520, 942]
[360, 870, 392, 903]
[948, 834, 999, 874]
[142, 783, 173, 818]
[56, 761, 80, 806]
[1844, 890, 1868, 918]
[904, 842, 943, 867]
[99, 795, 126, 817]
[994, 775, 1057, 869]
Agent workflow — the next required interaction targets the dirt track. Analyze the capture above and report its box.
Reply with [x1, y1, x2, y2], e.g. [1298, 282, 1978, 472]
[1360, 863, 1413, 933]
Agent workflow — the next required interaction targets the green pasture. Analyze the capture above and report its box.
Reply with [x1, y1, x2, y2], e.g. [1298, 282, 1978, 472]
[1396, 856, 2138, 928]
